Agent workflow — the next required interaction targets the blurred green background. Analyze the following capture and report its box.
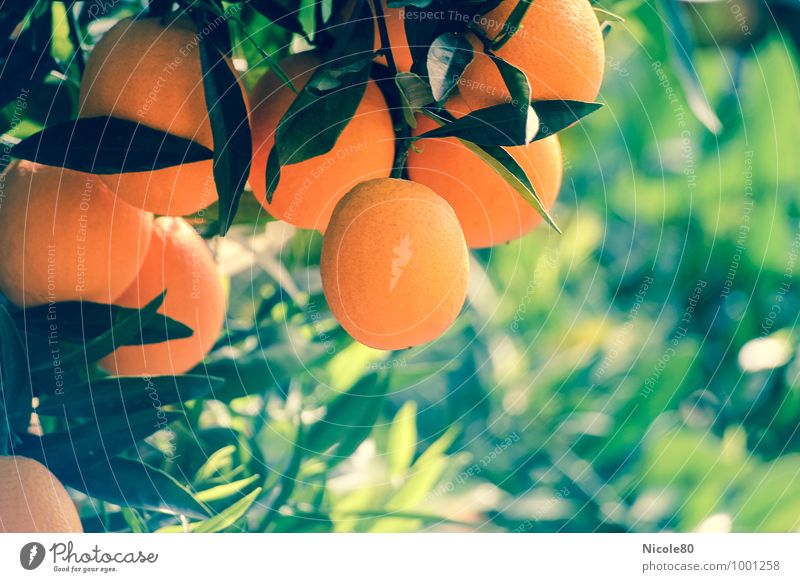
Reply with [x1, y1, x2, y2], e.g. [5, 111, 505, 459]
[4, 0, 800, 533]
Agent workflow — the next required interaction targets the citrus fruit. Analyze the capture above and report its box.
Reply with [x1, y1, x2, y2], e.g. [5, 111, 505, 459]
[99, 217, 225, 376]
[249, 52, 395, 231]
[0, 456, 82, 532]
[459, 0, 605, 109]
[321, 178, 469, 350]
[0, 161, 153, 307]
[79, 16, 240, 216]
[407, 95, 563, 248]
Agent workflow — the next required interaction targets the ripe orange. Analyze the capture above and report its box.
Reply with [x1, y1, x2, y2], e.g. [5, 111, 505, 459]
[321, 178, 469, 350]
[100, 217, 225, 376]
[407, 95, 563, 248]
[0, 456, 83, 532]
[458, 0, 605, 109]
[0, 161, 153, 307]
[249, 52, 395, 231]
[79, 16, 237, 216]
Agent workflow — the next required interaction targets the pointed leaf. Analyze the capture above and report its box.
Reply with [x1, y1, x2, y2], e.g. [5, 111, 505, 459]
[15, 409, 182, 473]
[427, 32, 473, 102]
[75, 457, 209, 519]
[16, 298, 192, 347]
[267, 0, 375, 200]
[0, 306, 32, 440]
[387, 401, 418, 478]
[531, 100, 604, 140]
[159, 488, 261, 532]
[248, 0, 305, 36]
[416, 102, 539, 146]
[36, 375, 223, 417]
[195, 25, 252, 235]
[10, 117, 214, 174]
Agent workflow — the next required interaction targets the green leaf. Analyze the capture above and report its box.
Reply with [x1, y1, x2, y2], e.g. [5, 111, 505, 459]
[306, 373, 390, 463]
[427, 32, 473, 103]
[490, 0, 535, 50]
[0, 48, 59, 108]
[9, 117, 214, 174]
[0, 305, 32, 446]
[0, 1, 34, 43]
[657, 0, 721, 133]
[194, 22, 252, 236]
[421, 109, 559, 231]
[35, 375, 223, 417]
[385, 426, 459, 511]
[28, 292, 173, 373]
[196, 474, 260, 503]
[395, 72, 435, 128]
[248, 0, 306, 36]
[16, 408, 182, 473]
[416, 103, 539, 146]
[159, 488, 261, 533]
[267, 0, 375, 200]
[531, 100, 604, 140]
[490, 53, 531, 108]
[387, 401, 418, 478]
[193, 444, 238, 484]
[75, 457, 209, 519]
[17, 298, 192, 348]
[466, 140, 559, 232]
[404, 5, 450, 76]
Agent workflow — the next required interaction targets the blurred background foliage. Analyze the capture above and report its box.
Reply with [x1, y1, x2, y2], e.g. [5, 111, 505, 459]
[3, 0, 800, 533]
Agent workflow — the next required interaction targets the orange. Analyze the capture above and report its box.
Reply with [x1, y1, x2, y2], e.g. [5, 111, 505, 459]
[0, 161, 153, 307]
[0, 456, 83, 532]
[249, 52, 395, 231]
[407, 95, 563, 248]
[99, 217, 225, 376]
[458, 0, 605, 109]
[321, 178, 469, 350]
[79, 16, 239, 216]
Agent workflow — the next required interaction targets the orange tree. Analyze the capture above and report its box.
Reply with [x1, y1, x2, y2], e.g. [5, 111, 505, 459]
[0, 0, 796, 532]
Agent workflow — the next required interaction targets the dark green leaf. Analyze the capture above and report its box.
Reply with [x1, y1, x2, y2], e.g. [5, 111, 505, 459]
[427, 32, 473, 102]
[0, 47, 59, 108]
[16, 298, 192, 348]
[305, 373, 390, 462]
[416, 102, 538, 146]
[490, 0, 534, 50]
[490, 54, 531, 110]
[420, 108, 558, 230]
[15, 409, 182, 473]
[468, 141, 560, 232]
[0, 305, 32, 445]
[267, 0, 375, 202]
[36, 374, 223, 417]
[248, 0, 306, 36]
[160, 487, 259, 532]
[29, 292, 172, 373]
[74, 457, 209, 519]
[531, 100, 604, 140]
[657, 0, 721, 133]
[195, 26, 252, 236]
[10, 116, 214, 174]
[0, 2, 34, 43]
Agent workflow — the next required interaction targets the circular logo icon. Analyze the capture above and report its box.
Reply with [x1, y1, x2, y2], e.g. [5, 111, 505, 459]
[20, 542, 46, 570]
